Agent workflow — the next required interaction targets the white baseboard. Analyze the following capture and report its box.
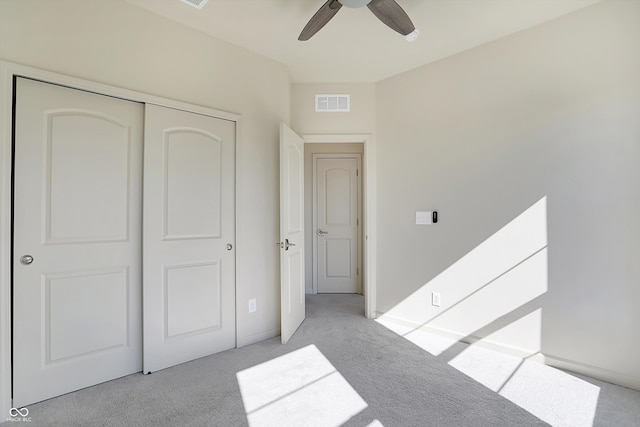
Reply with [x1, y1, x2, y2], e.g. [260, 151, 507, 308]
[377, 313, 536, 358]
[237, 327, 280, 348]
[540, 354, 640, 392]
[375, 313, 640, 392]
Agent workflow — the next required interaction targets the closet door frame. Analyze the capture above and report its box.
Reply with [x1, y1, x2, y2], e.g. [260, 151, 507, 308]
[0, 61, 241, 417]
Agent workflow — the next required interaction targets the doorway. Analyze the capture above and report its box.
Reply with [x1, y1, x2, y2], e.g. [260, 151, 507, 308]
[304, 143, 364, 295]
[313, 154, 362, 294]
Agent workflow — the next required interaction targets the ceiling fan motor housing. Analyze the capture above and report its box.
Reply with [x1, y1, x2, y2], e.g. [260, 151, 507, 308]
[338, 0, 373, 8]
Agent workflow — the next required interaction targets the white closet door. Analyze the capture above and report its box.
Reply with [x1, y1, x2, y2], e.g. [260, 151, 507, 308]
[13, 78, 143, 406]
[143, 104, 236, 373]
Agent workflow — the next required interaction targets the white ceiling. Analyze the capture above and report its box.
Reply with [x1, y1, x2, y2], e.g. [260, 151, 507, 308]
[126, 0, 601, 83]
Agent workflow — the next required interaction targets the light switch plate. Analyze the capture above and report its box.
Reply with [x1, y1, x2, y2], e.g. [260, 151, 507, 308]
[416, 211, 433, 225]
[249, 299, 257, 313]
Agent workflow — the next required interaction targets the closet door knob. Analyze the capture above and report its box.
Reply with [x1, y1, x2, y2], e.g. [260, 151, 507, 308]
[20, 255, 34, 265]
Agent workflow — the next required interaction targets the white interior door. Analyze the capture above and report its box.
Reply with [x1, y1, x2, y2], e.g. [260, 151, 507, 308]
[13, 78, 143, 406]
[143, 104, 236, 373]
[314, 156, 361, 294]
[279, 123, 305, 344]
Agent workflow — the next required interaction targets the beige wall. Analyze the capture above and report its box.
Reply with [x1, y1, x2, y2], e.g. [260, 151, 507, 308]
[0, 0, 290, 346]
[291, 83, 375, 135]
[375, 0, 640, 388]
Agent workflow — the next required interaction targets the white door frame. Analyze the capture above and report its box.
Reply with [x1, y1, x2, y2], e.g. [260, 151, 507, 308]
[312, 153, 362, 294]
[0, 61, 241, 417]
[302, 135, 377, 319]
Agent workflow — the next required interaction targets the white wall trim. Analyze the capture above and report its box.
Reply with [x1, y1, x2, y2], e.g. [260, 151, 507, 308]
[302, 134, 376, 319]
[0, 62, 240, 122]
[233, 116, 243, 351]
[0, 60, 241, 416]
[540, 354, 640, 392]
[0, 61, 14, 420]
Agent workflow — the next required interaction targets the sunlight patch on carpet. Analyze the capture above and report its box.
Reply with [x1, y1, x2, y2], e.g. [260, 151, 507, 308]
[448, 343, 600, 427]
[236, 345, 368, 427]
[499, 359, 600, 427]
[448, 345, 524, 391]
[376, 317, 458, 356]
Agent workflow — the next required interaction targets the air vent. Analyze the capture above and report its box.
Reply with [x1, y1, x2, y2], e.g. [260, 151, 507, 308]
[179, 0, 208, 10]
[315, 94, 350, 112]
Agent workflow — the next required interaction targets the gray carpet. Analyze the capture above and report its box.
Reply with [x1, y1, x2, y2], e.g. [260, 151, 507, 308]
[12, 295, 640, 426]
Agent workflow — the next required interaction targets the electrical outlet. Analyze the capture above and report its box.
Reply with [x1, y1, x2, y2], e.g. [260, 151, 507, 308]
[432, 292, 441, 307]
[249, 299, 257, 313]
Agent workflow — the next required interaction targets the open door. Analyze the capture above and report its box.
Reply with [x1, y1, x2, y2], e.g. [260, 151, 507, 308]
[279, 123, 305, 344]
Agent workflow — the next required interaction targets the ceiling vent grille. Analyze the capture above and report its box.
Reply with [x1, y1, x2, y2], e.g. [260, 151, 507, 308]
[315, 94, 350, 112]
[179, 0, 208, 10]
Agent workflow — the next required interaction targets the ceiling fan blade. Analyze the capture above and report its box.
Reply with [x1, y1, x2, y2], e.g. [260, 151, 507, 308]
[367, 0, 415, 36]
[299, 0, 343, 41]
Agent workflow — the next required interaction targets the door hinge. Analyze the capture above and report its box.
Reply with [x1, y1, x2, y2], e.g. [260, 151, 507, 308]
[357, 267, 359, 275]
[357, 218, 359, 226]
[356, 169, 359, 177]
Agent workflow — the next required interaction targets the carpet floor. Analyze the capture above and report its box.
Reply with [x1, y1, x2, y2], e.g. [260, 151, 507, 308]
[11, 294, 640, 427]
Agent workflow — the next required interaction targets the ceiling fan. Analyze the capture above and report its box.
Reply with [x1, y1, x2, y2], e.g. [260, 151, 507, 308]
[299, 0, 418, 41]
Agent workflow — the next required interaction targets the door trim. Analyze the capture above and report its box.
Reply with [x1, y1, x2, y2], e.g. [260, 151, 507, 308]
[312, 153, 362, 294]
[0, 61, 241, 416]
[302, 134, 377, 319]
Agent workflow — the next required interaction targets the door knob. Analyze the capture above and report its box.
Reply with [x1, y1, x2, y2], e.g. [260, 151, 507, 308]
[277, 239, 296, 250]
[317, 229, 328, 235]
[20, 255, 34, 265]
[226, 243, 233, 251]
[284, 239, 296, 251]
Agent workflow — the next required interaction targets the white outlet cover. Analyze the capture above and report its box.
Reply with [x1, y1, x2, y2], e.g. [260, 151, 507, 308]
[432, 292, 441, 307]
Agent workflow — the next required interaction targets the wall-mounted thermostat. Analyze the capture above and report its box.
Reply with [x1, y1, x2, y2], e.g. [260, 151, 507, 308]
[416, 211, 438, 225]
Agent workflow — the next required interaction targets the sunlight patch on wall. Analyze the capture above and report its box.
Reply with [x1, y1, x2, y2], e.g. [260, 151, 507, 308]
[378, 196, 547, 328]
[478, 307, 542, 354]
[428, 247, 547, 340]
[236, 345, 368, 427]
[377, 197, 548, 356]
[374, 195, 601, 426]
